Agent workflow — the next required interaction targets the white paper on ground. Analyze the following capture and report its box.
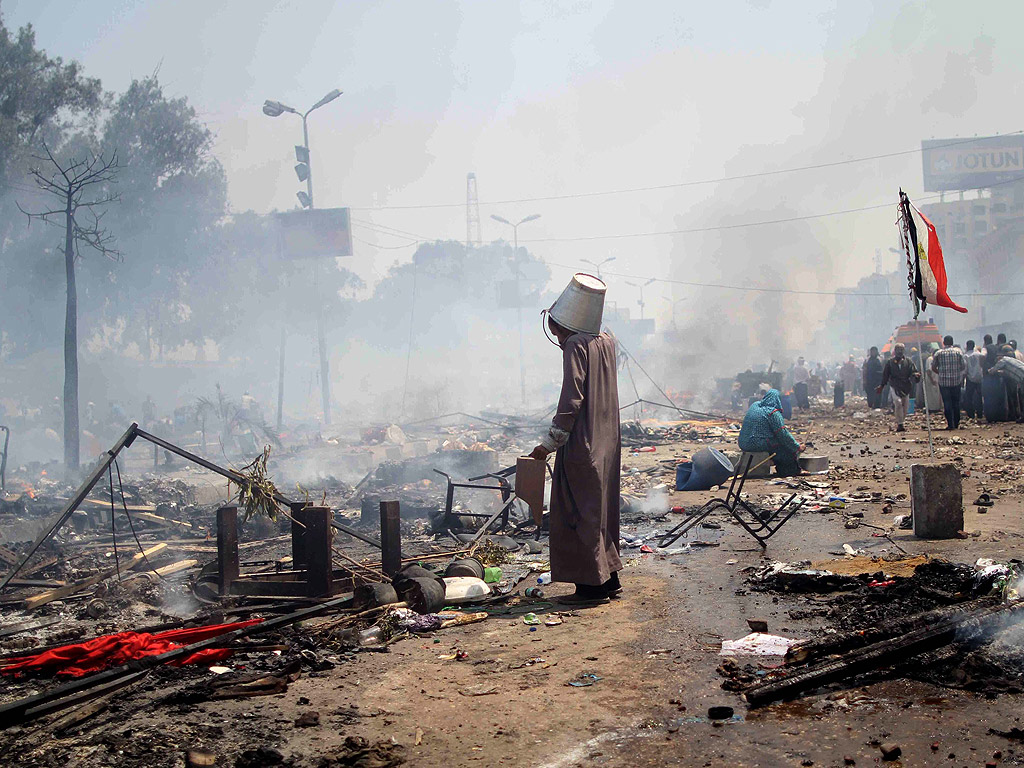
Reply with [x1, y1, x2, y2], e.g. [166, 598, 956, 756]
[719, 632, 799, 656]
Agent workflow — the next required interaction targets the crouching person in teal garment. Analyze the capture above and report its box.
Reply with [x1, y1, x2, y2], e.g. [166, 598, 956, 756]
[738, 389, 804, 477]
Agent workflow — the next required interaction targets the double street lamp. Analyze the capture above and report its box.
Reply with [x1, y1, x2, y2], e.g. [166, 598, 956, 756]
[582, 256, 615, 280]
[491, 213, 542, 407]
[663, 296, 688, 328]
[626, 277, 656, 319]
[263, 88, 342, 428]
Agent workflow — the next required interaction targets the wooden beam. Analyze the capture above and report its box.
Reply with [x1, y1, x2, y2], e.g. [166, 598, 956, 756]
[80, 498, 157, 512]
[24, 543, 166, 610]
[290, 502, 309, 568]
[135, 559, 198, 578]
[305, 506, 333, 597]
[217, 506, 239, 596]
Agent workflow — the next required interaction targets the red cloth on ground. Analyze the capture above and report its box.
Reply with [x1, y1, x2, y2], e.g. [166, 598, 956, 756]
[1, 618, 262, 677]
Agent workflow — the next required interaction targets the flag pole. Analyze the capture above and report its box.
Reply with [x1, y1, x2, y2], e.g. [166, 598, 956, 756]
[898, 188, 935, 458]
[914, 314, 935, 458]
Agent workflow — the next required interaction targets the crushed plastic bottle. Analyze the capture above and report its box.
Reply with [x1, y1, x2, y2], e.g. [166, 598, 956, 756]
[536, 572, 552, 585]
[358, 626, 385, 646]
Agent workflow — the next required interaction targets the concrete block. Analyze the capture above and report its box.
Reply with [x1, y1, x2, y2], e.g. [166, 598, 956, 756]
[734, 451, 773, 478]
[910, 462, 963, 539]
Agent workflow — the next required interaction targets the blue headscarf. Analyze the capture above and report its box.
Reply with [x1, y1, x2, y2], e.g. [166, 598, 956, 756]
[758, 388, 783, 413]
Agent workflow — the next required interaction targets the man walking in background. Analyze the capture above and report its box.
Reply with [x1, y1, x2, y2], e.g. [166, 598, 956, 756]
[878, 343, 920, 433]
[863, 347, 883, 409]
[792, 357, 810, 410]
[963, 340, 984, 420]
[932, 335, 967, 430]
[840, 356, 858, 399]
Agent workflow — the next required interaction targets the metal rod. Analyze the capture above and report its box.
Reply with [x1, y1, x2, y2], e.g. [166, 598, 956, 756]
[0, 423, 139, 590]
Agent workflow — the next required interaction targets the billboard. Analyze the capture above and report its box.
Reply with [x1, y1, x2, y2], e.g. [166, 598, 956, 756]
[276, 207, 352, 260]
[922, 136, 1024, 192]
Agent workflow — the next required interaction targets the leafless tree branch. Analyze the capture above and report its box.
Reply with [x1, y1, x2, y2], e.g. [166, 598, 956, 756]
[19, 144, 120, 260]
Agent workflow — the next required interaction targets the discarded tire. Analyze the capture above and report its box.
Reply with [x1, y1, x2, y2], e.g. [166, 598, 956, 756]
[352, 582, 399, 610]
[395, 576, 445, 614]
[444, 557, 485, 579]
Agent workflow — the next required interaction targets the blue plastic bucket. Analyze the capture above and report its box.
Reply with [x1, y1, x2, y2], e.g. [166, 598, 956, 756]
[907, 397, 915, 415]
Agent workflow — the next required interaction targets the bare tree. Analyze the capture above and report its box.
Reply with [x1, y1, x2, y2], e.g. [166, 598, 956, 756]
[19, 143, 120, 470]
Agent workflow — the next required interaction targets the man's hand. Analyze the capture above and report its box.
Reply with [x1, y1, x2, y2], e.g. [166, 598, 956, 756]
[798, 443, 806, 454]
[528, 445, 550, 461]
[875, 385, 883, 394]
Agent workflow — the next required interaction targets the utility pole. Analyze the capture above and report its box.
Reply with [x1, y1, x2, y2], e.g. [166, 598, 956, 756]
[491, 213, 541, 408]
[466, 173, 481, 249]
[303, 113, 333, 427]
[263, 89, 341, 427]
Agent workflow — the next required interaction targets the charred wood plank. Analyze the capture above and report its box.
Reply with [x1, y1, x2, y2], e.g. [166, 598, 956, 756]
[784, 596, 997, 665]
[0, 590, 354, 728]
[746, 600, 1024, 708]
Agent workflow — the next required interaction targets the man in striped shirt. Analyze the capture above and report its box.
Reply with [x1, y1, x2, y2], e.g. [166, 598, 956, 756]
[931, 335, 968, 429]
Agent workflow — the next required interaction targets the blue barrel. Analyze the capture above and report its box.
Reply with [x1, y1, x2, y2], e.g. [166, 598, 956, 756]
[675, 462, 693, 491]
[983, 374, 1008, 422]
[780, 394, 793, 420]
[680, 447, 734, 491]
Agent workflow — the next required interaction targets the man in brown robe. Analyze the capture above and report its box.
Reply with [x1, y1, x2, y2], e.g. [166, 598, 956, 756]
[530, 315, 622, 604]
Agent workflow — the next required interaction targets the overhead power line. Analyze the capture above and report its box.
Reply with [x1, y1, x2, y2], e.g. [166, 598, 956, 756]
[540, 259, 1024, 299]
[348, 130, 1024, 212]
[356, 172, 1024, 246]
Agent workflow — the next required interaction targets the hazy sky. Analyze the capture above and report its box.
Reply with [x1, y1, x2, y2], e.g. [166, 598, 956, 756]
[7, 0, 1022, 318]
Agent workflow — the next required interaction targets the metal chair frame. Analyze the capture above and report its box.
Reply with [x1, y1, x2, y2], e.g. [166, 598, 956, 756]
[657, 453, 804, 548]
[435, 466, 516, 533]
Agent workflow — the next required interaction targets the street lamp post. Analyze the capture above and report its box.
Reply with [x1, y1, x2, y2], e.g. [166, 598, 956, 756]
[582, 256, 616, 280]
[491, 213, 541, 407]
[627, 277, 656, 319]
[662, 296, 687, 328]
[263, 89, 342, 428]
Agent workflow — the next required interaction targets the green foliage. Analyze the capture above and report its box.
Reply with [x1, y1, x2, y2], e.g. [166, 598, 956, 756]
[355, 239, 550, 349]
[0, 21, 103, 180]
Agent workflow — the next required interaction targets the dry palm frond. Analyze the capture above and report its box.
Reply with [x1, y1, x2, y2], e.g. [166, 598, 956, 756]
[236, 445, 283, 521]
[471, 538, 512, 566]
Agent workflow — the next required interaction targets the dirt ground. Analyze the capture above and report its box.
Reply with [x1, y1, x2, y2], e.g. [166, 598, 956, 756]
[4, 399, 1024, 767]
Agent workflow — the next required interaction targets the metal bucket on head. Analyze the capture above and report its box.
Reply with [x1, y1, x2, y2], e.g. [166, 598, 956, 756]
[548, 273, 606, 335]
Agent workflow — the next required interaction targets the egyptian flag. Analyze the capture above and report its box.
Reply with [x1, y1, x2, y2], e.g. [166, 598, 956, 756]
[899, 190, 967, 313]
